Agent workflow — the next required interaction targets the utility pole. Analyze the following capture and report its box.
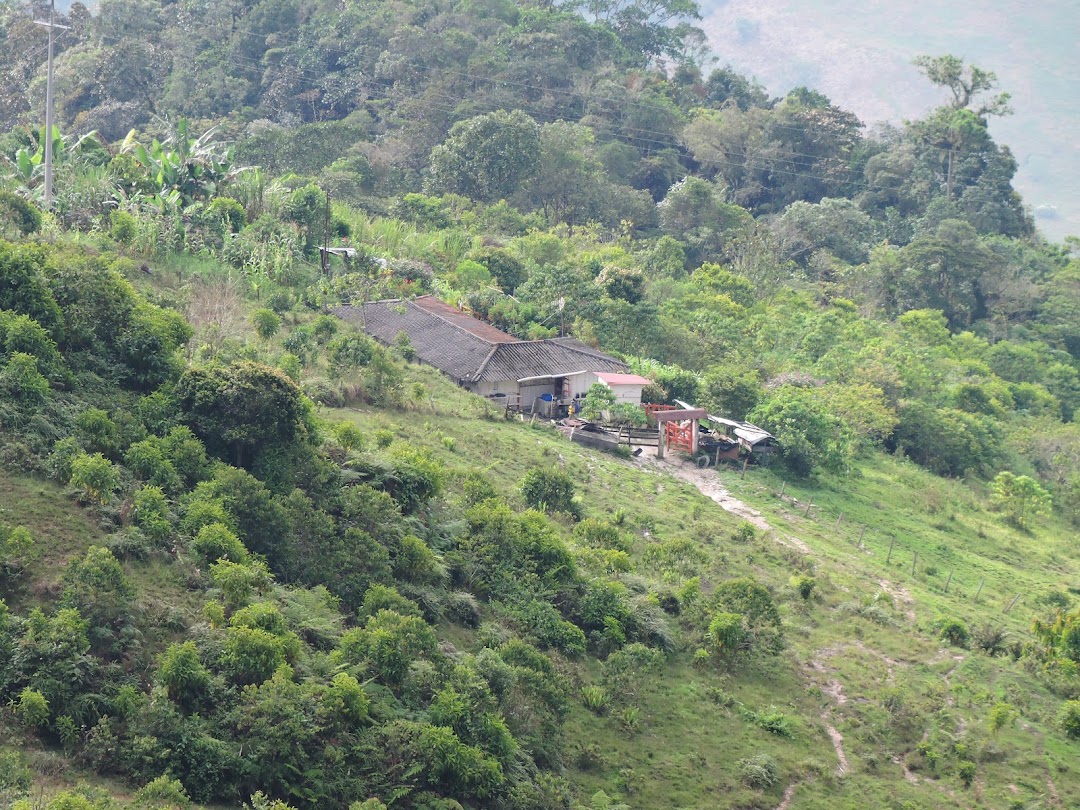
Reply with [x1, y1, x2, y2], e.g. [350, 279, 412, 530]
[34, 0, 69, 211]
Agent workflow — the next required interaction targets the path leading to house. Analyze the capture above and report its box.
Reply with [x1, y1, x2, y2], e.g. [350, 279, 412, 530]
[641, 451, 811, 553]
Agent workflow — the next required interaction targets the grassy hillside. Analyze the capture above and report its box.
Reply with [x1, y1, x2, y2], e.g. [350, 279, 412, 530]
[317, 363, 1080, 809]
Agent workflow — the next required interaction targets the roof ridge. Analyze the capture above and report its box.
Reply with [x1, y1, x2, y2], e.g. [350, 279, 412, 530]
[368, 296, 503, 346]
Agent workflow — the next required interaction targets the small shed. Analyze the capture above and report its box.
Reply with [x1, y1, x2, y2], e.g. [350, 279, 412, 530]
[594, 372, 653, 404]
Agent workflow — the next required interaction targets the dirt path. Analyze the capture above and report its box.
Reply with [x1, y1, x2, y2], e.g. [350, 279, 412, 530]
[879, 579, 917, 623]
[642, 453, 813, 553]
[773, 782, 797, 810]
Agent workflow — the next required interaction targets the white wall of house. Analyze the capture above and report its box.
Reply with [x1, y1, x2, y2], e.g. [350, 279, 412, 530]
[602, 383, 645, 404]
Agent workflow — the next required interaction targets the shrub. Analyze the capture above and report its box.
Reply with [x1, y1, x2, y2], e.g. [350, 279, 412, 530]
[223, 626, 289, 685]
[987, 702, 1017, 734]
[790, 574, 816, 600]
[158, 641, 210, 711]
[520, 467, 579, 517]
[956, 759, 977, 787]
[445, 591, 481, 628]
[737, 753, 780, 789]
[133, 774, 192, 808]
[192, 522, 249, 565]
[0, 352, 49, 406]
[69, 452, 119, 505]
[580, 686, 609, 714]
[708, 612, 747, 656]
[251, 308, 282, 340]
[939, 618, 970, 648]
[1058, 700, 1080, 739]
[15, 687, 49, 727]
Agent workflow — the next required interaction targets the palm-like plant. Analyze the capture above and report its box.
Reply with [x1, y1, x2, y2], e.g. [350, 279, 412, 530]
[120, 119, 251, 205]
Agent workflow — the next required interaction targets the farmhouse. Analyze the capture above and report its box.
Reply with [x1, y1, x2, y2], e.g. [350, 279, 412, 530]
[332, 296, 635, 413]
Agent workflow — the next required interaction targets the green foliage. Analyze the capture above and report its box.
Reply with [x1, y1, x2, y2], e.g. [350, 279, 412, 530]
[938, 618, 971, 648]
[158, 641, 211, 711]
[749, 386, 854, 476]
[251, 309, 282, 341]
[428, 110, 541, 202]
[0, 352, 49, 406]
[697, 364, 763, 418]
[175, 361, 314, 468]
[521, 467, 580, 517]
[789, 574, 816, 600]
[0, 191, 41, 237]
[737, 753, 780, 789]
[990, 471, 1052, 529]
[707, 612, 747, 656]
[580, 382, 616, 422]
[192, 522, 249, 565]
[15, 687, 49, 727]
[1059, 700, 1080, 740]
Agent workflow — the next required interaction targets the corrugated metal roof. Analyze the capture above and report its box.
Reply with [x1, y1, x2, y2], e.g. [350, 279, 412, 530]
[474, 338, 628, 383]
[332, 299, 498, 382]
[332, 300, 628, 384]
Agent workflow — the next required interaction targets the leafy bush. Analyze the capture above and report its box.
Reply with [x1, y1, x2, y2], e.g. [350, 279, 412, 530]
[250, 309, 282, 340]
[69, 452, 119, 504]
[1058, 700, 1080, 739]
[192, 522, 249, 565]
[737, 753, 780, 789]
[15, 687, 49, 727]
[790, 574, 816, 600]
[580, 686, 609, 714]
[520, 467, 579, 517]
[939, 618, 971, 648]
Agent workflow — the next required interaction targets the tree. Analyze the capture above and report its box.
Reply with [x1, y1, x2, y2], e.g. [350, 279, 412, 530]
[520, 467, 579, 517]
[250, 309, 281, 341]
[913, 55, 1012, 118]
[175, 362, 314, 468]
[428, 110, 541, 203]
[69, 453, 120, 505]
[158, 641, 211, 711]
[990, 471, 1052, 530]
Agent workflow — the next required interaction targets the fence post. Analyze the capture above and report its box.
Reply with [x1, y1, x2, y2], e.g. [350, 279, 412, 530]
[975, 577, 985, 600]
[886, 537, 896, 564]
[834, 512, 843, 531]
[779, 481, 786, 498]
[911, 551, 918, 578]
[858, 525, 867, 548]
[1004, 593, 1021, 614]
[741, 458, 749, 478]
[804, 499, 814, 518]
[944, 570, 953, 594]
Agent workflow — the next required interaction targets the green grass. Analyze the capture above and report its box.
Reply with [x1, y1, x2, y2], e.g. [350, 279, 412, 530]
[321, 365, 1080, 808]
[5, 358, 1079, 808]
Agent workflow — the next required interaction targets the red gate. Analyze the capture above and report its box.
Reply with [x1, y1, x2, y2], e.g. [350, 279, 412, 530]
[664, 421, 694, 453]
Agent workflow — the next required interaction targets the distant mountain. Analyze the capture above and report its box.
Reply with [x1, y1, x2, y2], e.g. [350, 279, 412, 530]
[701, 0, 1080, 241]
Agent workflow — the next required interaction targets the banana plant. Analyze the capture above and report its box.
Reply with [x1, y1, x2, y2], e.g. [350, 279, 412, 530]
[5, 126, 103, 189]
[120, 119, 251, 205]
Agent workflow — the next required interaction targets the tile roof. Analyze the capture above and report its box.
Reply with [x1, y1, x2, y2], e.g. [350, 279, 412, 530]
[332, 298, 627, 384]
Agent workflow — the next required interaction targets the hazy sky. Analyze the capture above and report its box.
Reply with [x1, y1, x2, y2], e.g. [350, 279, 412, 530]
[700, 0, 1079, 241]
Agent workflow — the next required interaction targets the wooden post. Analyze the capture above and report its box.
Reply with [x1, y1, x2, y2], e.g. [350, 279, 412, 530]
[944, 570, 953, 593]
[803, 499, 814, 518]
[779, 481, 786, 498]
[1004, 593, 1021, 614]
[858, 525, 867, 547]
[740, 457, 748, 478]
[975, 577, 985, 600]
[656, 423, 665, 459]
[689, 419, 699, 456]
[834, 512, 843, 531]
[886, 536, 896, 564]
[911, 552, 918, 578]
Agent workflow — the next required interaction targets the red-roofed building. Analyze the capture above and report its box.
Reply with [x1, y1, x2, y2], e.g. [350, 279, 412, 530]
[594, 372, 653, 404]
